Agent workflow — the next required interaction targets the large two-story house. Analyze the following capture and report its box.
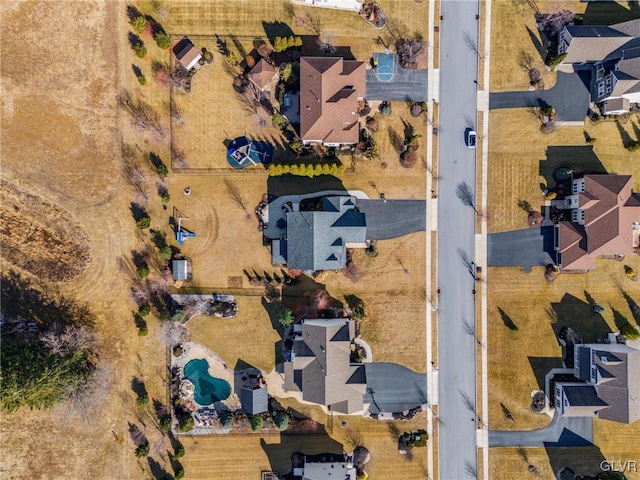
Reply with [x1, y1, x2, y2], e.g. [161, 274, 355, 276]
[284, 318, 367, 414]
[557, 19, 640, 115]
[299, 57, 366, 147]
[554, 174, 640, 272]
[554, 343, 640, 424]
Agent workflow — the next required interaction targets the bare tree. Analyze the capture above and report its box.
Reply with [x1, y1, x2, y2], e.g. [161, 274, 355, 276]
[463, 318, 484, 347]
[156, 320, 189, 348]
[426, 162, 441, 181]
[150, 0, 167, 20]
[59, 364, 112, 421]
[455, 182, 484, 217]
[172, 147, 188, 169]
[458, 389, 477, 416]
[538, 8, 574, 37]
[224, 178, 252, 218]
[343, 428, 364, 449]
[518, 51, 535, 71]
[463, 31, 485, 60]
[304, 12, 322, 35]
[122, 145, 148, 200]
[40, 323, 98, 356]
[170, 99, 184, 126]
[464, 460, 478, 479]
[118, 90, 165, 138]
[317, 33, 337, 54]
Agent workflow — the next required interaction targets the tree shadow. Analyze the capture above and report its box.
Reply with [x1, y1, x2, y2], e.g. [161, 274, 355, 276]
[615, 120, 635, 149]
[126, 4, 142, 22]
[153, 398, 168, 419]
[631, 119, 640, 143]
[147, 457, 171, 480]
[528, 356, 563, 391]
[266, 174, 346, 197]
[526, 25, 547, 63]
[262, 21, 295, 46]
[617, 286, 640, 324]
[610, 306, 630, 330]
[130, 202, 148, 222]
[387, 125, 404, 153]
[131, 377, 148, 398]
[497, 307, 519, 331]
[0, 270, 94, 328]
[132, 64, 143, 78]
[400, 117, 415, 140]
[128, 32, 143, 48]
[544, 446, 605, 479]
[550, 293, 611, 343]
[260, 432, 344, 476]
[582, 1, 640, 25]
[539, 146, 606, 188]
[128, 422, 147, 446]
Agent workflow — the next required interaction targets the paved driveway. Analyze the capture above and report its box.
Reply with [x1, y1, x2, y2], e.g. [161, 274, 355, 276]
[489, 411, 593, 447]
[366, 63, 428, 101]
[489, 72, 590, 122]
[488, 226, 555, 272]
[363, 362, 427, 414]
[355, 199, 426, 240]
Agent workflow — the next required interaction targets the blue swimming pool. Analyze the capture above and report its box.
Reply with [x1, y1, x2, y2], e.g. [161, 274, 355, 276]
[183, 358, 231, 406]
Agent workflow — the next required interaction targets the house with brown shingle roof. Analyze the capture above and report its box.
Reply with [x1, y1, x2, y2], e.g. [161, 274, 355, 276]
[284, 318, 367, 414]
[557, 19, 640, 115]
[299, 57, 366, 147]
[173, 37, 202, 71]
[248, 59, 277, 92]
[554, 174, 640, 272]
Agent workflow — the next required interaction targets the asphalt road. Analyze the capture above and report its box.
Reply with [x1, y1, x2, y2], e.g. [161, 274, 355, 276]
[437, 2, 481, 478]
[355, 199, 426, 240]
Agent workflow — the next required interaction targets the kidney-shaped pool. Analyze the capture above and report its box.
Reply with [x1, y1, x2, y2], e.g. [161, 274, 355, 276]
[183, 358, 231, 406]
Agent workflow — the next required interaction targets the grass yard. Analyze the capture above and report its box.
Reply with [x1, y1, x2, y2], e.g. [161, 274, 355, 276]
[188, 296, 280, 372]
[488, 109, 640, 234]
[487, 254, 640, 432]
[489, 1, 640, 92]
[178, 396, 431, 480]
[489, 445, 639, 480]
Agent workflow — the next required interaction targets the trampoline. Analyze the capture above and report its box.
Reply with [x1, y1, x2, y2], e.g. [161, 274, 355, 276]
[374, 52, 397, 82]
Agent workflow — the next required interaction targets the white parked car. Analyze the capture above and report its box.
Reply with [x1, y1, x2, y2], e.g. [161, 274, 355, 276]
[465, 128, 477, 149]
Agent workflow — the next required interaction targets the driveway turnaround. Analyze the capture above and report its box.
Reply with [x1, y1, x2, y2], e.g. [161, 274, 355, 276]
[365, 62, 428, 101]
[363, 362, 427, 414]
[355, 199, 426, 240]
[489, 411, 593, 447]
[489, 72, 590, 122]
[487, 226, 555, 272]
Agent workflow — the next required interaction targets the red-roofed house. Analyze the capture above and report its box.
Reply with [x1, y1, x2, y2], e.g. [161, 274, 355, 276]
[299, 57, 366, 147]
[173, 37, 202, 71]
[554, 174, 640, 271]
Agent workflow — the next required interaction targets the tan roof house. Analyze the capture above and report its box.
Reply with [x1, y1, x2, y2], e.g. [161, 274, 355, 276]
[557, 20, 640, 114]
[555, 343, 640, 424]
[173, 37, 202, 71]
[284, 318, 367, 414]
[554, 174, 640, 271]
[299, 57, 366, 146]
[248, 59, 277, 91]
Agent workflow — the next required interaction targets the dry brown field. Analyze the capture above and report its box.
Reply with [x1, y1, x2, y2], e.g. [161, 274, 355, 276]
[488, 109, 640, 234]
[1, 1, 430, 480]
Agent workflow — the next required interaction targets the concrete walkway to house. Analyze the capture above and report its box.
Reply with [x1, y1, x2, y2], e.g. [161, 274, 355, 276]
[366, 61, 429, 101]
[489, 72, 590, 122]
[487, 226, 555, 273]
[489, 411, 593, 447]
[355, 199, 426, 240]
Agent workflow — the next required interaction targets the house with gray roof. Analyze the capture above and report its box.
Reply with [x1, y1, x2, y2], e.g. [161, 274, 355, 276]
[272, 196, 367, 272]
[240, 386, 268, 415]
[557, 19, 640, 114]
[284, 318, 367, 414]
[554, 343, 640, 424]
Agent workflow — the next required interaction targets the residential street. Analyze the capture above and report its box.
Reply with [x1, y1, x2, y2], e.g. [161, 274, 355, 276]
[437, 1, 481, 478]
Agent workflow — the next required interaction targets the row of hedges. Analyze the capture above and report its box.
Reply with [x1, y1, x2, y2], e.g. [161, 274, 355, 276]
[267, 163, 346, 177]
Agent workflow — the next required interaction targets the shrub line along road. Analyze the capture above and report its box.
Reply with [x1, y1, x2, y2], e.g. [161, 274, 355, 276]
[436, 1, 482, 479]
